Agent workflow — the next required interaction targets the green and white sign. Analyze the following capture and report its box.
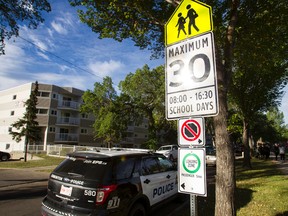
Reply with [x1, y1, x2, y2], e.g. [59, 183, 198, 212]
[178, 148, 207, 196]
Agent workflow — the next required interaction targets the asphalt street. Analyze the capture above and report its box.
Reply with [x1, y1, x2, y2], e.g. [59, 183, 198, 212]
[0, 154, 286, 216]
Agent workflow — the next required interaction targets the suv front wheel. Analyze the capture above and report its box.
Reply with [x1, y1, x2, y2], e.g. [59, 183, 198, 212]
[1, 155, 8, 161]
[128, 203, 146, 216]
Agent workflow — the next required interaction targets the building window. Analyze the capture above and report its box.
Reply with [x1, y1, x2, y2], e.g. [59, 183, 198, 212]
[81, 113, 88, 119]
[8, 127, 12, 132]
[49, 127, 55, 132]
[51, 110, 57, 115]
[37, 91, 50, 97]
[10, 111, 15, 116]
[12, 95, 17, 100]
[81, 128, 88, 134]
[42, 92, 50, 97]
[52, 93, 58, 99]
[37, 109, 48, 114]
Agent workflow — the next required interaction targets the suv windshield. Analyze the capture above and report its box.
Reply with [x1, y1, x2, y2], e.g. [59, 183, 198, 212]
[54, 156, 112, 182]
[158, 146, 172, 151]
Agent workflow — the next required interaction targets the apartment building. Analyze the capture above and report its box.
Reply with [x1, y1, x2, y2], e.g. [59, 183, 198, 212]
[0, 83, 149, 154]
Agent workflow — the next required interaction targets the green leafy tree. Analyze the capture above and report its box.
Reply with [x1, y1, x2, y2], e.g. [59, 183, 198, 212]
[251, 113, 278, 144]
[229, 0, 288, 167]
[0, 0, 51, 55]
[69, 0, 237, 214]
[69, 0, 288, 215]
[80, 77, 128, 147]
[10, 81, 41, 162]
[267, 107, 288, 142]
[119, 64, 176, 149]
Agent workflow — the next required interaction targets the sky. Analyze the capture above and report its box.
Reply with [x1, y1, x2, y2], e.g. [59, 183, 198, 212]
[0, 1, 163, 92]
[0, 0, 287, 124]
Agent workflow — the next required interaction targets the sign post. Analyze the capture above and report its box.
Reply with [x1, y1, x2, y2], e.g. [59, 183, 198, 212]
[165, 1, 217, 215]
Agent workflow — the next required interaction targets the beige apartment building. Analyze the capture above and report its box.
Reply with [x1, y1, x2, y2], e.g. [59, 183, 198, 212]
[0, 83, 148, 154]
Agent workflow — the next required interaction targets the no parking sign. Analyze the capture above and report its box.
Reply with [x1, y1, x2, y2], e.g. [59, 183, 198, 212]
[178, 118, 205, 146]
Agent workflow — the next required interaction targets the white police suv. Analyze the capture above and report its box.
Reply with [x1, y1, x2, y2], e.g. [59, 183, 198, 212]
[41, 148, 179, 216]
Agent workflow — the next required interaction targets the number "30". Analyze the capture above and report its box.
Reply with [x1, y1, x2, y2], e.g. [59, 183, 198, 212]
[169, 54, 210, 87]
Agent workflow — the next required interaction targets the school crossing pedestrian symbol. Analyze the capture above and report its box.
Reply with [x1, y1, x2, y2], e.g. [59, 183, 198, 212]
[165, 0, 213, 46]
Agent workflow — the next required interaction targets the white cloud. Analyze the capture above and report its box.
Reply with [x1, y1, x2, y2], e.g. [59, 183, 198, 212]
[36, 51, 50, 61]
[47, 28, 54, 37]
[0, 43, 26, 71]
[56, 13, 74, 27]
[88, 60, 125, 78]
[27, 33, 49, 51]
[30, 71, 96, 91]
[51, 21, 68, 35]
[49, 12, 76, 36]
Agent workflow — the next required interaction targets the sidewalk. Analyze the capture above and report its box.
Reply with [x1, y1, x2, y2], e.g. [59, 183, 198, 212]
[272, 157, 288, 175]
[0, 166, 55, 190]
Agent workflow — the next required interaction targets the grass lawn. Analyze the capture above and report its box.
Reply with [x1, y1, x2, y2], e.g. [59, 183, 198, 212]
[0, 154, 64, 169]
[235, 159, 288, 216]
[180, 158, 288, 216]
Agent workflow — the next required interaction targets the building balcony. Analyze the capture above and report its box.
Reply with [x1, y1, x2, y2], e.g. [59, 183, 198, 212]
[58, 100, 80, 110]
[127, 126, 134, 132]
[122, 137, 135, 143]
[55, 133, 79, 142]
[56, 117, 80, 126]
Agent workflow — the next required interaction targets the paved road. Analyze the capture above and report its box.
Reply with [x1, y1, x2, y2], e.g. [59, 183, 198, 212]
[0, 165, 218, 216]
[0, 167, 51, 188]
[0, 181, 46, 216]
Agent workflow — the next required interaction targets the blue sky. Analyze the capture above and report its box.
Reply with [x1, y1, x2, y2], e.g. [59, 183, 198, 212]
[0, 0, 163, 92]
[0, 0, 287, 125]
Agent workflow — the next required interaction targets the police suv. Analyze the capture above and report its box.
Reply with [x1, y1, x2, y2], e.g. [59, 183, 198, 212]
[41, 148, 179, 216]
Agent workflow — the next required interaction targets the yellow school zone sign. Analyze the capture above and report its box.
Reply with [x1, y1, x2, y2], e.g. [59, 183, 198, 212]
[165, 0, 213, 46]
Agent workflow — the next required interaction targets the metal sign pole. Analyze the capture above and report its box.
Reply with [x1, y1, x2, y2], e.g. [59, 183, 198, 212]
[190, 194, 197, 216]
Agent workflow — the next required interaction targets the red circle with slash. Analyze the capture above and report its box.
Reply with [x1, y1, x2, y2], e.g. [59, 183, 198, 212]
[181, 119, 201, 141]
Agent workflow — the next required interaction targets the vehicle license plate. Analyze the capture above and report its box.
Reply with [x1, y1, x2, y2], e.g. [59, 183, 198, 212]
[60, 185, 72, 196]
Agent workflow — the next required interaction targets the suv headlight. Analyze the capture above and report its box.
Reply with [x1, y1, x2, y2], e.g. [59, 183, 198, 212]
[164, 151, 170, 156]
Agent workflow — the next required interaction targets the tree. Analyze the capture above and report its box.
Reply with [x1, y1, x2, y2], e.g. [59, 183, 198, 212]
[267, 107, 288, 142]
[10, 81, 41, 162]
[119, 64, 176, 148]
[69, 0, 288, 215]
[69, 0, 237, 214]
[229, 0, 288, 167]
[80, 77, 128, 147]
[251, 112, 279, 145]
[0, 0, 51, 55]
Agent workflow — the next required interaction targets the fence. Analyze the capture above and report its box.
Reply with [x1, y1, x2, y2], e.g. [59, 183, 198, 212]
[46, 145, 103, 157]
[46, 145, 153, 157]
[28, 144, 46, 154]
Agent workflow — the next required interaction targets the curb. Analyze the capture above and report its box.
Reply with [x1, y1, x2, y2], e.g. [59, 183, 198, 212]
[0, 178, 48, 189]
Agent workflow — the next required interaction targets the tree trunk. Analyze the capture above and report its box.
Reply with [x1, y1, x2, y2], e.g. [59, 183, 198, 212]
[24, 136, 28, 162]
[213, 0, 239, 214]
[214, 72, 236, 216]
[242, 119, 252, 168]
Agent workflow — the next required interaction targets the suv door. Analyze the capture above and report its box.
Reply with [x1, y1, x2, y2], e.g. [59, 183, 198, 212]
[140, 155, 177, 206]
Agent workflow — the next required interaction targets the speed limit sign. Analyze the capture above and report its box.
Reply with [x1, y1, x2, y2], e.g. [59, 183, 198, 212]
[165, 32, 218, 119]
